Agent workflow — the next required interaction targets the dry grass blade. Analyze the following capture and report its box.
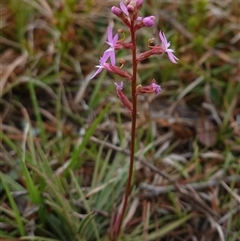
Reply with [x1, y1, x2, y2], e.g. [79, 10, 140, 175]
[220, 181, 240, 204]
[140, 175, 240, 196]
[0, 51, 28, 94]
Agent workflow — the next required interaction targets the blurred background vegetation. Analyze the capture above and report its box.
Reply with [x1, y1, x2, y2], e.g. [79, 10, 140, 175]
[1, 0, 240, 240]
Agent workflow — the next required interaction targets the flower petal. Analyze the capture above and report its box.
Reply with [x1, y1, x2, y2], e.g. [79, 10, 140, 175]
[107, 26, 113, 42]
[151, 82, 161, 94]
[159, 31, 167, 46]
[167, 52, 179, 64]
[112, 33, 118, 45]
[109, 50, 116, 65]
[91, 68, 103, 79]
[100, 51, 111, 64]
[120, 2, 129, 15]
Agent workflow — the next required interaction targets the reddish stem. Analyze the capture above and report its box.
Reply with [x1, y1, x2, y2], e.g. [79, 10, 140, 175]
[115, 20, 137, 239]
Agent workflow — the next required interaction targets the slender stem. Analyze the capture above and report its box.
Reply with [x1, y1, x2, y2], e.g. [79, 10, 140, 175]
[116, 22, 137, 238]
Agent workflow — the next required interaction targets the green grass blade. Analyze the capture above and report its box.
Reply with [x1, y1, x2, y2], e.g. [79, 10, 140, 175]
[20, 161, 41, 204]
[147, 213, 193, 240]
[1, 175, 26, 236]
[65, 104, 110, 172]
[78, 211, 97, 235]
[28, 81, 47, 143]
[20, 237, 60, 241]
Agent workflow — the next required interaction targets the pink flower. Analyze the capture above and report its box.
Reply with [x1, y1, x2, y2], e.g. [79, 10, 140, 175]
[114, 82, 124, 91]
[119, 1, 143, 19]
[105, 26, 118, 65]
[159, 31, 179, 64]
[91, 51, 110, 79]
[136, 79, 161, 95]
[151, 81, 161, 94]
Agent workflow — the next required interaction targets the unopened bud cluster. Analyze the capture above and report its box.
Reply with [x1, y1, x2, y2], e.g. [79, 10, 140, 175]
[91, 0, 178, 113]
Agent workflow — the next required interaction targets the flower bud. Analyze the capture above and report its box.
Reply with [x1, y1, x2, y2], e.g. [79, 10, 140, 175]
[111, 6, 122, 16]
[136, 0, 144, 7]
[127, 4, 135, 13]
[134, 15, 156, 31]
[142, 16, 155, 27]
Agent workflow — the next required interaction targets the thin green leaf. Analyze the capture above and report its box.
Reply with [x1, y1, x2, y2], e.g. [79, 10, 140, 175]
[147, 213, 193, 240]
[1, 175, 26, 236]
[78, 211, 97, 235]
